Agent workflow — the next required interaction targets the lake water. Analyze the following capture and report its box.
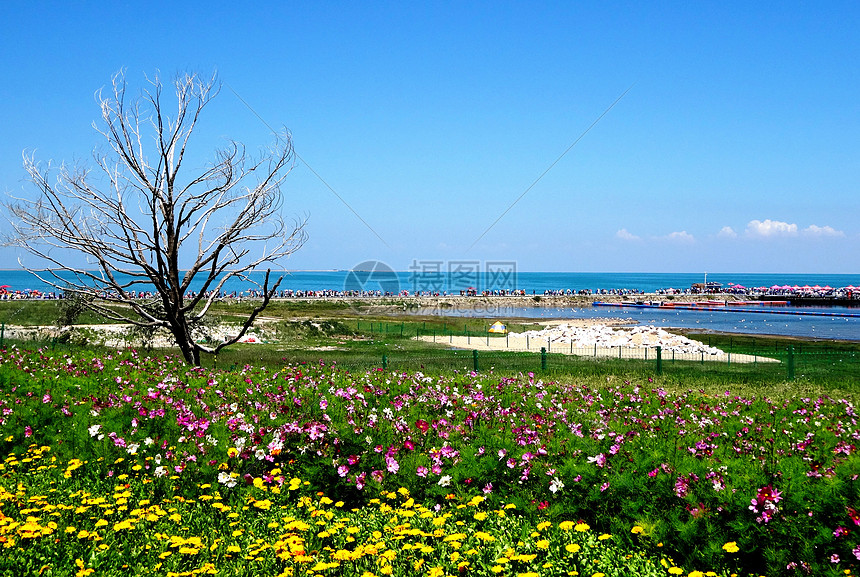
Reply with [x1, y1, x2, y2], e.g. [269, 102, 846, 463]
[421, 304, 860, 341]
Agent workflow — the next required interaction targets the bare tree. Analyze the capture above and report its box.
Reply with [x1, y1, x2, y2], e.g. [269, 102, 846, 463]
[6, 70, 307, 365]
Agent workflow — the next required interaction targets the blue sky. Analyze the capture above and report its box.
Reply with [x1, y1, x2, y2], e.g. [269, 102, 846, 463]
[1, 1, 858, 273]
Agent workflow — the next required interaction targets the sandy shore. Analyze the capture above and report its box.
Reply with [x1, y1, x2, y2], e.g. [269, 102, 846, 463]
[418, 322, 778, 364]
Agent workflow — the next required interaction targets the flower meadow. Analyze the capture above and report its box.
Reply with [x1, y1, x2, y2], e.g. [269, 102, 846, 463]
[0, 348, 859, 576]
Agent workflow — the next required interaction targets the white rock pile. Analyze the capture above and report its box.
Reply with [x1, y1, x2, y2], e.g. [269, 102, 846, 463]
[514, 324, 724, 356]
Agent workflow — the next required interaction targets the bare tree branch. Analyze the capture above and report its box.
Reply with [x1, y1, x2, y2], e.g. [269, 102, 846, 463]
[4, 70, 307, 365]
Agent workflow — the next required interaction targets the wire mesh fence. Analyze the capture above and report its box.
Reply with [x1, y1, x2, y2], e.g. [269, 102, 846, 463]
[353, 320, 858, 381]
[0, 320, 857, 383]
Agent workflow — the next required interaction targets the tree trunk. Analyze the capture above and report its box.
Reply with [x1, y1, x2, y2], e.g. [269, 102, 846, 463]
[170, 315, 201, 366]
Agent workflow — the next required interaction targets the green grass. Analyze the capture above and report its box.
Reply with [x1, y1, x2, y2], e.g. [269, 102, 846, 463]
[0, 300, 106, 326]
[2, 299, 858, 399]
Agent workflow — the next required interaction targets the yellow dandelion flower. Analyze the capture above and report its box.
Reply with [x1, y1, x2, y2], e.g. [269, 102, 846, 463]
[565, 544, 581, 554]
[536, 539, 549, 550]
[722, 541, 739, 553]
[631, 526, 644, 534]
[598, 533, 611, 541]
[668, 568, 683, 575]
[513, 554, 537, 562]
[574, 522, 590, 532]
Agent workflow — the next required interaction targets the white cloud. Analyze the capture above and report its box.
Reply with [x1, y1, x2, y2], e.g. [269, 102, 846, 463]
[717, 226, 737, 239]
[616, 228, 640, 241]
[803, 224, 845, 238]
[665, 231, 695, 243]
[745, 219, 798, 238]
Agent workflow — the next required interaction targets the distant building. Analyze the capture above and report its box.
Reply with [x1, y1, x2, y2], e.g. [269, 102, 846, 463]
[690, 282, 722, 293]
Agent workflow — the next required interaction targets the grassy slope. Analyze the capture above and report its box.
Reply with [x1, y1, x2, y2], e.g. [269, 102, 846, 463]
[1, 299, 858, 399]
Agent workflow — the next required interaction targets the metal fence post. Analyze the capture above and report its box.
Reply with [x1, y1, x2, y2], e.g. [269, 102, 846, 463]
[788, 346, 795, 380]
[472, 349, 479, 372]
[382, 354, 388, 369]
[541, 347, 547, 370]
[656, 346, 662, 375]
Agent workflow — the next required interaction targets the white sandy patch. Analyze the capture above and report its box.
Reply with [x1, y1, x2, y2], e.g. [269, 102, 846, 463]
[418, 323, 778, 364]
[1, 323, 267, 348]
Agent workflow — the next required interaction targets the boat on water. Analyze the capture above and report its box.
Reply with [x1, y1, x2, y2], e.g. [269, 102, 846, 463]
[726, 300, 790, 306]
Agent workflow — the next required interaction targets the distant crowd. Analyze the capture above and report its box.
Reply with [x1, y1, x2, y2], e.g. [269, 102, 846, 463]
[1, 284, 857, 301]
